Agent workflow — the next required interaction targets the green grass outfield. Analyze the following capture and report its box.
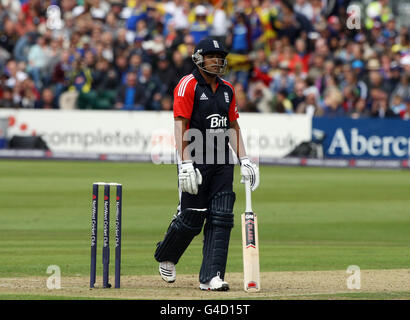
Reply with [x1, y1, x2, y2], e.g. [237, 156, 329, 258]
[0, 160, 409, 299]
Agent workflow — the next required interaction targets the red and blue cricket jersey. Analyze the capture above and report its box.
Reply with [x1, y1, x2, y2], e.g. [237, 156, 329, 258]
[173, 69, 239, 165]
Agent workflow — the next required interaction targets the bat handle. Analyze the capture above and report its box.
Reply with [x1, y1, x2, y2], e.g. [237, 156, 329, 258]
[245, 178, 253, 212]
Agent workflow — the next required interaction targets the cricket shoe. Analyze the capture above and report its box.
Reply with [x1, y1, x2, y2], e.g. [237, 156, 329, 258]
[199, 275, 229, 291]
[159, 261, 176, 283]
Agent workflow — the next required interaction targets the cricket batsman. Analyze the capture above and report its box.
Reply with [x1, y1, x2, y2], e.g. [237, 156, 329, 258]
[154, 38, 260, 291]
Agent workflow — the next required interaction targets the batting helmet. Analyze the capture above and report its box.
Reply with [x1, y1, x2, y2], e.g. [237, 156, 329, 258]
[192, 38, 228, 75]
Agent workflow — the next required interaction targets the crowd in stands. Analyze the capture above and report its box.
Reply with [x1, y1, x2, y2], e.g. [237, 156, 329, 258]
[0, 0, 409, 119]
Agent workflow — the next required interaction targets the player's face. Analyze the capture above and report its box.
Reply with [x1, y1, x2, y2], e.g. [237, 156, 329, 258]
[203, 53, 225, 74]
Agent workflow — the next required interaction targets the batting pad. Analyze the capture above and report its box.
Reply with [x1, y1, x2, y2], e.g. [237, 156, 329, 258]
[199, 191, 236, 284]
[154, 208, 207, 264]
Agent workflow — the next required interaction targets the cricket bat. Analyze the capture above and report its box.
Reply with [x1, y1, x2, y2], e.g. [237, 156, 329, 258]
[241, 178, 260, 292]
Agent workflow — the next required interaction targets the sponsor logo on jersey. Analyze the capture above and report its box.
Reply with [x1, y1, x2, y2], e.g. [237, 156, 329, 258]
[224, 92, 230, 103]
[200, 93, 208, 100]
[206, 113, 227, 128]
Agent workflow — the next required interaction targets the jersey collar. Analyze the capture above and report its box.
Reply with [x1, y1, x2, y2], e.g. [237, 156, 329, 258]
[193, 68, 224, 86]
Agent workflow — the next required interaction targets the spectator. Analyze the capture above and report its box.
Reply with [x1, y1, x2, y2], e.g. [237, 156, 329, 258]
[13, 32, 38, 63]
[104, 11, 122, 34]
[316, 60, 336, 96]
[230, 11, 250, 54]
[296, 87, 322, 116]
[26, 35, 50, 89]
[89, 0, 110, 21]
[92, 57, 117, 95]
[314, 38, 331, 60]
[171, 47, 194, 81]
[294, 0, 314, 21]
[327, 16, 343, 39]
[281, 45, 304, 75]
[113, 28, 131, 61]
[141, 34, 166, 63]
[365, 59, 386, 88]
[322, 88, 345, 118]
[274, 89, 293, 114]
[4, 60, 28, 88]
[289, 80, 306, 112]
[391, 72, 410, 103]
[294, 37, 310, 75]
[145, 3, 162, 36]
[163, 0, 189, 32]
[135, 19, 151, 42]
[44, 37, 64, 86]
[349, 98, 371, 119]
[180, 35, 197, 75]
[0, 17, 18, 54]
[210, 1, 230, 45]
[114, 53, 129, 84]
[250, 48, 272, 86]
[51, 49, 72, 99]
[365, 0, 393, 30]
[35, 87, 58, 109]
[126, 1, 147, 32]
[308, 53, 325, 81]
[115, 71, 146, 111]
[275, 0, 313, 45]
[76, 35, 95, 59]
[138, 63, 162, 111]
[164, 20, 182, 51]
[128, 52, 143, 76]
[342, 85, 361, 114]
[59, 11, 75, 43]
[370, 90, 397, 118]
[98, 32, 114, 63]
[81, 57, 116, 110]
[387, 62, 402, 94]
[0, 86, 18, 109]
[248, 81, 274, 113]
[341, 65, 368, 102]
[351, 60, 365, 81]
[266, 52, 280, 79]
[401, 97, 410, 120]
[367, 64, 390, 106]
[247, 2, 263, 48]
[0, 0, 21, 22]
[67, 60, 93, 94]
[390, 94, 406, 116]
[236, 88, 258, 112]
[160, 94, 173, 111]
[270, 61, 295, 95]
[154, 53, 176, 97]
[109, 1, 127, 28]
[190, 5, 211, 45]
[16, 78, 40, 109]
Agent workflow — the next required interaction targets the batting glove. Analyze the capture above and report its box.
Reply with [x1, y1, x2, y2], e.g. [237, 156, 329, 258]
[178, 160, 202, 195]
[240, 156, 259, 191]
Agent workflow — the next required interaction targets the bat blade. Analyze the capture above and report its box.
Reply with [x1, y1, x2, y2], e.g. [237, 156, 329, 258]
[242, 211, 260, 292]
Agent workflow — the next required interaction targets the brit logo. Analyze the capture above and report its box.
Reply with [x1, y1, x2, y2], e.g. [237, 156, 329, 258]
[200, 92, 208, 100]
[206, 113, 227, 128]
[224, 92, 230, 103]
